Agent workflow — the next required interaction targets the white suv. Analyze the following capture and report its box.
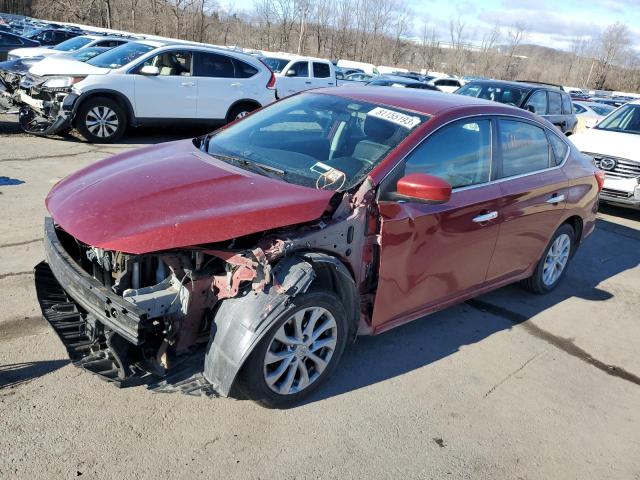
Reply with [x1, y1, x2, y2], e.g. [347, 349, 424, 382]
[17, 41, 277, 142]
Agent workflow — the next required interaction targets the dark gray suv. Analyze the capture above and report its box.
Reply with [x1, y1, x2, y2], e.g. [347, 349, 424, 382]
[455, 80, 578, 135]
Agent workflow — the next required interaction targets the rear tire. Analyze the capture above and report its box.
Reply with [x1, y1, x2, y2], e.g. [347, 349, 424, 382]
[226, 103, 258, 123]
[236, 290, 348, 409]
[521, 224, 575, 294]
[76, 97, 126, 143]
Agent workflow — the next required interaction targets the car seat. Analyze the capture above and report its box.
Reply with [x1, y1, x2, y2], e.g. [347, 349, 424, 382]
[353, 115, 397, 164]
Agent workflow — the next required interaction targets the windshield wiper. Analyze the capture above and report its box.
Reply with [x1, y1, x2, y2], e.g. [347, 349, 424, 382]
[210, 152, 286, 177]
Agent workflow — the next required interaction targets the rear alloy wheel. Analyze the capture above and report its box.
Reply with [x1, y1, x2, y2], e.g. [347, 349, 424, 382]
[522, 224, 575, 294]
[76, 97, 126, 143]
[226, 103, 258, 123]
[237, 291, 348, 408]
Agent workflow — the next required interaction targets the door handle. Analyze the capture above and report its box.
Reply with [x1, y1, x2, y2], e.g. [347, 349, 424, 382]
[472, 211, 498, 223]
[546, 194, 565, 204]
[305, 81, 312, 85]
[230, 82, 242, 87]
[180, 81, 195, 87]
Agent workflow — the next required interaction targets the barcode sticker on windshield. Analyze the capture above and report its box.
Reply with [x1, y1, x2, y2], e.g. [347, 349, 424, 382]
[367, 107, 421, 129]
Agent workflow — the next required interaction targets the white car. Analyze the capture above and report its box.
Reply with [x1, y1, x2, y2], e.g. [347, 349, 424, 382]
[8, 35, 131, 60]
[16, 41, 277, 142]
[570, 100, 640, 209]
[260, 54, 336, 98]
[572, 101, 616, 130]
[424, 75, 464, 93]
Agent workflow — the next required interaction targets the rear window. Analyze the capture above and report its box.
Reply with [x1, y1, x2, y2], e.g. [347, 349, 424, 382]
[548, 91, 562, 115]
[262, 57, 289, 73]
[194, 52, 234, 78]
[233, 58, 258, 78]
[313, 62, 331, 78]
[498, 120, 550, 177]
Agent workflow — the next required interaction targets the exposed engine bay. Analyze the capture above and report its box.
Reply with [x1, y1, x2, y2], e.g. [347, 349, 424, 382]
[35, 180, 378, 397]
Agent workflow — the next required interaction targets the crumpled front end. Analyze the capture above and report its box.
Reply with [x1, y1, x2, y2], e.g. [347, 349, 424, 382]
[14, 74, 77, 135]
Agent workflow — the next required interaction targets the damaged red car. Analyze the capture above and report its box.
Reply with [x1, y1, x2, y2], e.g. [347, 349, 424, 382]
[36, 87, 601, 408]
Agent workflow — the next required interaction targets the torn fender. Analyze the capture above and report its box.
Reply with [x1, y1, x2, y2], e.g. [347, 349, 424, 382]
[203, 255, 316, 396]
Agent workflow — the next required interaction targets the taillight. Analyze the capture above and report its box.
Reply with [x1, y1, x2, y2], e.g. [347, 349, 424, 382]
[594, 170, 605, 192]
[266, 71, 276, 89]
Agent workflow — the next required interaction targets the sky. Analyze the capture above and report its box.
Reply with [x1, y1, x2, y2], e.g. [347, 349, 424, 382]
[229, 0, 640, 52]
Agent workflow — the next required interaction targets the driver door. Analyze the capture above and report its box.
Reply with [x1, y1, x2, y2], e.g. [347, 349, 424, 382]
[371, 117, 503, 332]
[277, 61, 312, 98]
[133, 50, 197, 119]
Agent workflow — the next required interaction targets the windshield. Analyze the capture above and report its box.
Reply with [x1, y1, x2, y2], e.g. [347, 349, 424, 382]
[262, 57, 289, 73]
[23, 28, 42, 38]
[590, 104, 615, 116]
[87, 42, 153, 69]
[596, 104, 640, 134]
[456, 82, 531, 107]
[67, 46, 110, 62]
[54, 36, 92, 52]
[203, 93, 427, 191]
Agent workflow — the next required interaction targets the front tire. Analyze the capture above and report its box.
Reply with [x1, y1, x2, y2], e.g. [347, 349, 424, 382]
[521, 224, 575, 294]
[76, 97, 126, 143]
[236, 290, 348, 408]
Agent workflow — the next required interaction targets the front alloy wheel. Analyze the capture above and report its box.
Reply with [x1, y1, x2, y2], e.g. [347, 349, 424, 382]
[237, 290, 348, 408]
[263, 306, 338, 395]
[76, 96, 126, 143]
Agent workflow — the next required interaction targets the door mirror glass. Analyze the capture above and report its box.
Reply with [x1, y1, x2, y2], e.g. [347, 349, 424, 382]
[397, 173, 451, 203]
[140, 65, 159, 76]
[526, 104, 536, 113]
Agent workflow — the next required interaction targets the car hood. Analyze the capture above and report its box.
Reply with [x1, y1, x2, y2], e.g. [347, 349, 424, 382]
[9, 46, 55, 58]
[46, 140, 334, 254]
[570, 128, 640, 162]
[29, 58, 110, 76]
[0, 58, 38, 75]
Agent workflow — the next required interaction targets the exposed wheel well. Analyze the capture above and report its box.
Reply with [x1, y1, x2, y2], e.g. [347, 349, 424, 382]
[73, 92, 133, 127]
[563, 215, 583, 250]
[225, 100, 262, 122]
[300, 252, 360, 340]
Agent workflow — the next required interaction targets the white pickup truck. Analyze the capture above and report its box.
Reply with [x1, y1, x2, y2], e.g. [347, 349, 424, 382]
[260, 53, 336, 98]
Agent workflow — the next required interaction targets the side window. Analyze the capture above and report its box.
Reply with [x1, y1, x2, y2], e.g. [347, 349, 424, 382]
[232, 59, 258, 78]
[0, 33, 11, 45]
[313, 62, 331, 78]
[548, 132, 569, 165]
[193, 52, 234, 78]
[287, 61, 309, 77]
[525, 90, 548, 115]
[404, 119, 492, 189]
[561, 93, 573, 114]
[140, 51, 192, 76]
[498, 120, 550, 178]
[548, 91, 562, 115]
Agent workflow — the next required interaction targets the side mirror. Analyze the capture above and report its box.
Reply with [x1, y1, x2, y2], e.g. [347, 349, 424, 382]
[396, 173, 452, 204]
[525, 104, 536, 113]
[285, 69, 297, 77]
[140, 65, 159, 76]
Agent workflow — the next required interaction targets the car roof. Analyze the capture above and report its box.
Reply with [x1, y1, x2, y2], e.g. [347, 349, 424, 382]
[465, 79, 547, 90]
[312, 85, 528, 117]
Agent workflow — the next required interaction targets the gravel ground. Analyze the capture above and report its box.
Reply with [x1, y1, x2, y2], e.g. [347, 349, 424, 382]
[1, 113, 639, 480]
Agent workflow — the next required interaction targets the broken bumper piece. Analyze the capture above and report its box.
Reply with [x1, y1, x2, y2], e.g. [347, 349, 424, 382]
[34, 218, 217, 396]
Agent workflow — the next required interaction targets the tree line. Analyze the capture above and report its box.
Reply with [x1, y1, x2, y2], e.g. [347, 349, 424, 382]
[2, 0, 638, 92]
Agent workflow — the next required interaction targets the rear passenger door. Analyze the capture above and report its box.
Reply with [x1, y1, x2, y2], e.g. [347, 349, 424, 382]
[311, 61, 335, 88]
[193, 51, 250, 120]
[485, 118, 569, 283]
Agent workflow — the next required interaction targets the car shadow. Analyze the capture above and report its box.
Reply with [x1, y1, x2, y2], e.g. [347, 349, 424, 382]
[301, 217, 639, 406]
[598, 203, 640, 222]
[0, 360, 69, 389]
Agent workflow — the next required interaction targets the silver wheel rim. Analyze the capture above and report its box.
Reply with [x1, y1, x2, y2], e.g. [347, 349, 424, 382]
[263, 306, 338, 395]
[235, 110, 249, 119]
[86, 106, 119, 138]
[542, 233, 571, 286]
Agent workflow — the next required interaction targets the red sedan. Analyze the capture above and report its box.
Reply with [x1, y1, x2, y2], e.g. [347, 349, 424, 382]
[36, 87, 602, 407]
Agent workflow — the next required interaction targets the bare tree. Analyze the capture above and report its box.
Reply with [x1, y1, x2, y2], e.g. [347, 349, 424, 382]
[502, 22, 527, 79]
[593, 22, 631, 90]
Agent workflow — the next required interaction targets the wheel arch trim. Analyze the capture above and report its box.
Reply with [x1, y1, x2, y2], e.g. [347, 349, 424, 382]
[71, 89, 136, 126]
